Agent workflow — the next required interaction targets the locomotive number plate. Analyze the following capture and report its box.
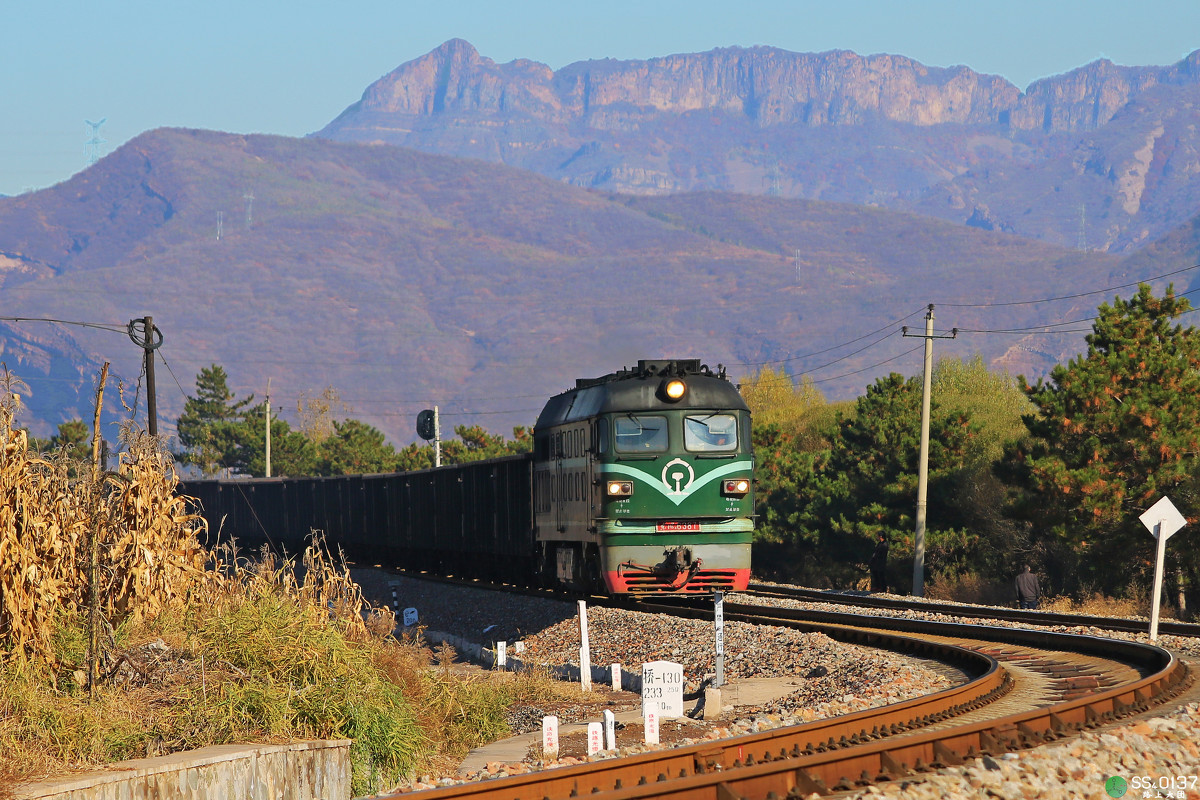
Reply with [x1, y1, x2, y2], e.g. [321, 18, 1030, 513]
[656, 522, 700, 532]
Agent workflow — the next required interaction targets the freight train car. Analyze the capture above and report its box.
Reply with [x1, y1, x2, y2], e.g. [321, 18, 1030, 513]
[182, 359, 754, 595]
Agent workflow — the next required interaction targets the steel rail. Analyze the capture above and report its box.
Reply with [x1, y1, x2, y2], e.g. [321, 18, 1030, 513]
[387, 619, 1002, 800]
[745, 581, 1200, 638]
[567, 603, 1192, 799]
[387, 601, 1189, 799]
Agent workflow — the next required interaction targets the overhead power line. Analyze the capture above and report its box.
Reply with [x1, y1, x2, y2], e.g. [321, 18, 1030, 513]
[0, 316, 126, 334]
[936, 262, 1200, 308]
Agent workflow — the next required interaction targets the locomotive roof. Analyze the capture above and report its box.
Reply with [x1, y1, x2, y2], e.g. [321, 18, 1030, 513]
[535, 359, 748, 429]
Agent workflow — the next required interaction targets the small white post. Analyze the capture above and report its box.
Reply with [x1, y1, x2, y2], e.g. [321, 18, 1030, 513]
[578, 600, 592, 691]
[497, 641, 507, 669]
[603, 709, 616, 750]
[587, 722, 603, 756]
[542, 716, 559, 760]
[643, 710, 659, 744]
[611, 663, 622, 691]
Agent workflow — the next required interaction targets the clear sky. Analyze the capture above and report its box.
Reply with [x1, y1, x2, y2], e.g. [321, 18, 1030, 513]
[3, 0, 1198, 197]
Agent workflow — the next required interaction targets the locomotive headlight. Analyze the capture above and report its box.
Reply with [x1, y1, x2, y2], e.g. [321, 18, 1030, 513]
[606, 480, 634, 497]
[722, 478, 751, 496]
[663, 379, 686, 400]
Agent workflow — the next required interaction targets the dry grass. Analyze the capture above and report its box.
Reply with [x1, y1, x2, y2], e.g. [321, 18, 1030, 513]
[1039, 592, 1170, 619]
[927, 571, 1175, 620]
[925, 572, 1015, 606]
[0, 390, 585, 796]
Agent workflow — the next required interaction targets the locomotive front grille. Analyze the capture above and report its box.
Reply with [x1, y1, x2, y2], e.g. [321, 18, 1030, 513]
[622, 570, 743, 594]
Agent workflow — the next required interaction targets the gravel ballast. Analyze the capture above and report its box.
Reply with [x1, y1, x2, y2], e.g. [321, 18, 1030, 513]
[350, 571, 1200, 797]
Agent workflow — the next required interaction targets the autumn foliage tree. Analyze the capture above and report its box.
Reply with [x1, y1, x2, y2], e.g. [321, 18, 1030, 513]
[1000, 284, 1200, 596]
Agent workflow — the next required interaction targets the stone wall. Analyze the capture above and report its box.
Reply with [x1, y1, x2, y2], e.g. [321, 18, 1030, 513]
[13, 740, 350, 800]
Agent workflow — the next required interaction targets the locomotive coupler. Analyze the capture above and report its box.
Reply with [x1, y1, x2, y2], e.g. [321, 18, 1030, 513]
[618, 547, 703, 588]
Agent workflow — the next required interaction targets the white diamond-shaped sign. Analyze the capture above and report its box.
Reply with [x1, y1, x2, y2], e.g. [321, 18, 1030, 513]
[1139, 496, 1187, 541]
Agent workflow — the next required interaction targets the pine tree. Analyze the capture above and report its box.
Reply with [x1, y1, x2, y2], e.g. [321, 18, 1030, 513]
[804, 373, 978, 590]
[176, 365, 254, 476]
[1002, 284, 1200, 595]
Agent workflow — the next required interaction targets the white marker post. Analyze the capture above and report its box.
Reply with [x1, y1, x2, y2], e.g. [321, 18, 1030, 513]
[1139, 496, 1187, 642]
[402, 607, 418, 628]
[714, 590, 725, 688]
[587, 722, 604, 756]
[578, 600, 592, 691]
[603, 709, 616, 750]
[497, 641, 507, 669]
[643, 710, 659, 745]
[611, 663, 622, 692]
[542, 716, 559, 761]
[641, 660, 684, 719]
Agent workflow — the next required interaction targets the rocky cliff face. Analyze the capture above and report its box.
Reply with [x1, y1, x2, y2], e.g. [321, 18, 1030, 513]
[317, 41, 1200, 253]
[338, 39, 1020, 127]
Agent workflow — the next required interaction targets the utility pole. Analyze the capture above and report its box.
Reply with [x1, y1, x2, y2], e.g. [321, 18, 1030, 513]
[144, 316, 158, 436]
[127, 317, 162, 435]
[902, 305, 956, 597]
[434, 404, 442, 468]
[265, 377, 272, 478]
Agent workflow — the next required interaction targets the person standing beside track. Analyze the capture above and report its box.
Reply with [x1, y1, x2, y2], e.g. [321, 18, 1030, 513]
[1015, 564, 1040, 609]
[869, 534, 889, 593]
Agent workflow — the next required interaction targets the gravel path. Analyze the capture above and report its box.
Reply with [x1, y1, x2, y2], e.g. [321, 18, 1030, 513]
[350, 571, 1200, 797]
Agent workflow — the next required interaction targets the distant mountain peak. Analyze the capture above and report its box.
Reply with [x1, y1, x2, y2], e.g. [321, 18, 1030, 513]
[318, 41, 1200, 254]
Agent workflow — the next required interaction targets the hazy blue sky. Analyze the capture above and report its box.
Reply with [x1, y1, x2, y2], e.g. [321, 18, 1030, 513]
[3, 0, 1198, 197]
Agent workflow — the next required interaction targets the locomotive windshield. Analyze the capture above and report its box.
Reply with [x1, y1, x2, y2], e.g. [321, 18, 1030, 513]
[615, 415, 669, 452]
[684, 414, 738, 452]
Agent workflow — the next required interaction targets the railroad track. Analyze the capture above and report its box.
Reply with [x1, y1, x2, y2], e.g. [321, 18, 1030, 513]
[744, 581, 1200, 638]
[383, 596, 1192, 800]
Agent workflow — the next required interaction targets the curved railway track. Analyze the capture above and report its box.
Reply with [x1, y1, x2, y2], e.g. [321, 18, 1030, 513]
[744, 581, 1200, 638]
[382, 593, 1192, 800]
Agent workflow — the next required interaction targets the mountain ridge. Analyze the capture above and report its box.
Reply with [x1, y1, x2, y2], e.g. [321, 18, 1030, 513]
[317, 40, 1200, 253]
[3, 127, 1174, 446]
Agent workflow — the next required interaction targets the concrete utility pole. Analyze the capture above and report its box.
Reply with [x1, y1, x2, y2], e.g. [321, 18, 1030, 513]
[265, 377, 272, 478]
[902, 305, 956, 597]
[434, 405, 442, 468]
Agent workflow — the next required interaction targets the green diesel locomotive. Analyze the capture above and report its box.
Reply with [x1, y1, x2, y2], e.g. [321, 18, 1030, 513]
[181, 358, 754, 597]
[533, 359, 753, 594]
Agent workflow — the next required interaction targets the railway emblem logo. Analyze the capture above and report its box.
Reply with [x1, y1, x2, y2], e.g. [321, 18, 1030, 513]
[661, 459, 695, 495]
[1103, 776, 1127, 798]
[601, 459, 752, 506]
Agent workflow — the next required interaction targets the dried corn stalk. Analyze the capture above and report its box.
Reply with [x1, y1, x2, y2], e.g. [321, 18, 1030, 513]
[0, 400, 209, 669]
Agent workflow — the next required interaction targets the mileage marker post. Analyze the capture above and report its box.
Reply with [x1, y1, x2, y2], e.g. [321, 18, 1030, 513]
[1139, 496, 1187, 642]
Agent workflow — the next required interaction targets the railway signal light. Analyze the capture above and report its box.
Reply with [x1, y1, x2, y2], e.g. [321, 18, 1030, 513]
[417, 409, 436, 441]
